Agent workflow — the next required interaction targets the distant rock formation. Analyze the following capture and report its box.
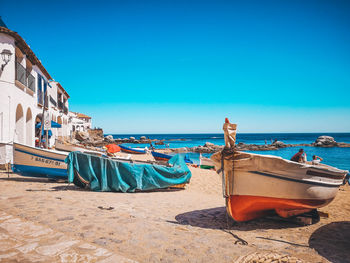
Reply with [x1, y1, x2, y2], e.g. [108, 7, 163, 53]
[313, 136, 337, 147]
[73, 132, 350, 152]
[104, 135, 114, 143]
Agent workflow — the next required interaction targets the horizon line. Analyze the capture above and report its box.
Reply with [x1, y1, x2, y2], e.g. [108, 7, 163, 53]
[103, 132, 350, 135]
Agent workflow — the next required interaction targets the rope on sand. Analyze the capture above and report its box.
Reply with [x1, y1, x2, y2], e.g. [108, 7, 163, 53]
[235, 252, 303, 263]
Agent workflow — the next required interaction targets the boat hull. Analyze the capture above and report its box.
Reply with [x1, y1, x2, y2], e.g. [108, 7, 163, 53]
[120, 145, 146, 154]
[13, 143, 67, 178]
[55, 140, 87, 152]
[211, 151, 347, 221]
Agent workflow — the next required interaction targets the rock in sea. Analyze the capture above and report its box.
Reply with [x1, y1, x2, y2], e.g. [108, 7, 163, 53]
[314, 136, 336, 147]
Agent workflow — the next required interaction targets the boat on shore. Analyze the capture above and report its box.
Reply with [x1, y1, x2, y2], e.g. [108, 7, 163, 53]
[199, 154, 215, 169]
[66, 151, 192, 192]
[211, 119, 348, 222]
[120, 145, 147, 154]
[151, 151, 193, 164]
[55, 140, 105, 157]
[55, 140, 88, 153]
[12, 142, 68, 178]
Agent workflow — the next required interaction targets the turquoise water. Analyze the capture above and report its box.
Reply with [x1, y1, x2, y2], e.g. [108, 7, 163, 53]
[110, 133, 350, 171]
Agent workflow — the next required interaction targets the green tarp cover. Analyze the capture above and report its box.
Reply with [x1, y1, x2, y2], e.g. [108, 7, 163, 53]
[65, 152, 192, 192]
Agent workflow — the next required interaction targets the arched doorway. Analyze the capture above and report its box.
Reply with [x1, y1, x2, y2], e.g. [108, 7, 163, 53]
[26, 108, 32, 145]
[15, 104, 24, 143]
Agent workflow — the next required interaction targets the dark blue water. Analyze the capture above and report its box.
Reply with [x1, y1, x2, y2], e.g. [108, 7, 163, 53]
[109, 133, 350, 171]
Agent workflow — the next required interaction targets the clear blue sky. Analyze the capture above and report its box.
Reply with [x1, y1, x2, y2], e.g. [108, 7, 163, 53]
[2, 0, 350, 133]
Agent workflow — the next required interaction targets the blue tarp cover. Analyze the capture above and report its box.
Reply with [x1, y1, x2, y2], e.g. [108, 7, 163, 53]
[65, 152, 192, 192]
[35, 120, 62, 128]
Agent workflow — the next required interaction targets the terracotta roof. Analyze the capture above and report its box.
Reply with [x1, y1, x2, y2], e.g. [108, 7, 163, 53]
[77, 113, 91, 119]
[0, 26, 52, 80]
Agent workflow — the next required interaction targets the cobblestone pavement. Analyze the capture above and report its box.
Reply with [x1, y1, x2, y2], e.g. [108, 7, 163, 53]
[0, 211, 137, 263]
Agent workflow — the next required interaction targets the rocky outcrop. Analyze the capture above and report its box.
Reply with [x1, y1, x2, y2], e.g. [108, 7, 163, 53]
[313, 136, 337, 147]
[312, 136, 350, 148]
[104, 135, 114, 143]
[75, 131, 90, 142]
[88, 128, 104, 139]
[272, 140, 286, 148]
[172, 140, 292, 154]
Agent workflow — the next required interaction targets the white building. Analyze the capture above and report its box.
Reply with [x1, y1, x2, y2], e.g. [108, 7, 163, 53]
[0, 18, 70, 162]
[69, 112, 92, 134]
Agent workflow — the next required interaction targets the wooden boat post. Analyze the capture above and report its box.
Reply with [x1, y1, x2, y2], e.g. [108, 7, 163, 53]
[222, 118, 237, 200]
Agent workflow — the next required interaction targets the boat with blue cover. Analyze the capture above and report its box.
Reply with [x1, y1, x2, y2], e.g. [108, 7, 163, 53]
[65, 151, 192, 192]
[151, 151, 193, 164]
[119, 145, 147, 154]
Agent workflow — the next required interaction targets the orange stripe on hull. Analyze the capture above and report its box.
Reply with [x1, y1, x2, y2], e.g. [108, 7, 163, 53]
[226, 195, 334, 222]
[154, 157, 170, 161]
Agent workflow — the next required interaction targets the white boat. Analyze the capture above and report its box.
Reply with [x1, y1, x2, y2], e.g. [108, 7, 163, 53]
[55, 140, 104, 157]
[211, 120, 348, 222]
[55, 140, 88, 152]
[199, 153, 215, 169]
[13, 142, 68, 178]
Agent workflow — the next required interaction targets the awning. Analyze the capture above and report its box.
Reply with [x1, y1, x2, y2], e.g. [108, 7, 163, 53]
[36, 120, 62, 128]
[41, 129, 53, 137]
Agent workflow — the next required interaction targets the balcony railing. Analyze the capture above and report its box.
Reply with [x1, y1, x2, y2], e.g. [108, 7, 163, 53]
[50, 96, 57, 107]
[15, 61, 26, 86]
[58, 100, 63, 110]
[27, 72, 35, 92]
[15, 61, 36, 92]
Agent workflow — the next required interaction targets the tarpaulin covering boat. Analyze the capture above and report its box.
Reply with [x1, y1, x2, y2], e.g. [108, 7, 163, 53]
[65, 151, 192, 192]
[211, 119, 348, 222]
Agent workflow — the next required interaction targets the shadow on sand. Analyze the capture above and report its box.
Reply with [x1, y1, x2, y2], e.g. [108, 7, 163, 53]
[0, 176, 67, 184]
[309, 221, 350, 263]
[50, 184, 185, 193]
[171, 207, 311, 231]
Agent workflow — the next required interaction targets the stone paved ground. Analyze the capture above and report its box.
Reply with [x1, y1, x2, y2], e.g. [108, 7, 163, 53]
[0, 211, 137, 263]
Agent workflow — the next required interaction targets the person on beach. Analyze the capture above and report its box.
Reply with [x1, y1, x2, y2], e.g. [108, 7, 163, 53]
[291, 149, 306, 163]
[312, 155, 323, 165]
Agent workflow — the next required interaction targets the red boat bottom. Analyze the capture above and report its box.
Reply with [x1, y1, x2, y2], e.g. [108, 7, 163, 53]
[226, 195, 334, 222]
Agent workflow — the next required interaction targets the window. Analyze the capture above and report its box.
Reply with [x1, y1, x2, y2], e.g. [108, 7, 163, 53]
[37, 75, 42, 104]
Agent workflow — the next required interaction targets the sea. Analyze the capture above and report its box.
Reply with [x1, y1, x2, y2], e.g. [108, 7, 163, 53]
[109, 133, 350, 171]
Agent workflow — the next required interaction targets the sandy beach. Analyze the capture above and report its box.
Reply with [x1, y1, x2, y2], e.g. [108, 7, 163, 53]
[0, 160, 349, 263]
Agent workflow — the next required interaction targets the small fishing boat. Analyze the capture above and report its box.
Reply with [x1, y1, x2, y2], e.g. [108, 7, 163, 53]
[211, 119, 348, 222]
[151, 151, 193, 164]
[119, 145, 147, 154]
[66, 151, 192, 192]
[55, 140, 104, 157]
[199, 154, 215, 169]
[12, 142, 68, 178]
[55, 140, 89, 152]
